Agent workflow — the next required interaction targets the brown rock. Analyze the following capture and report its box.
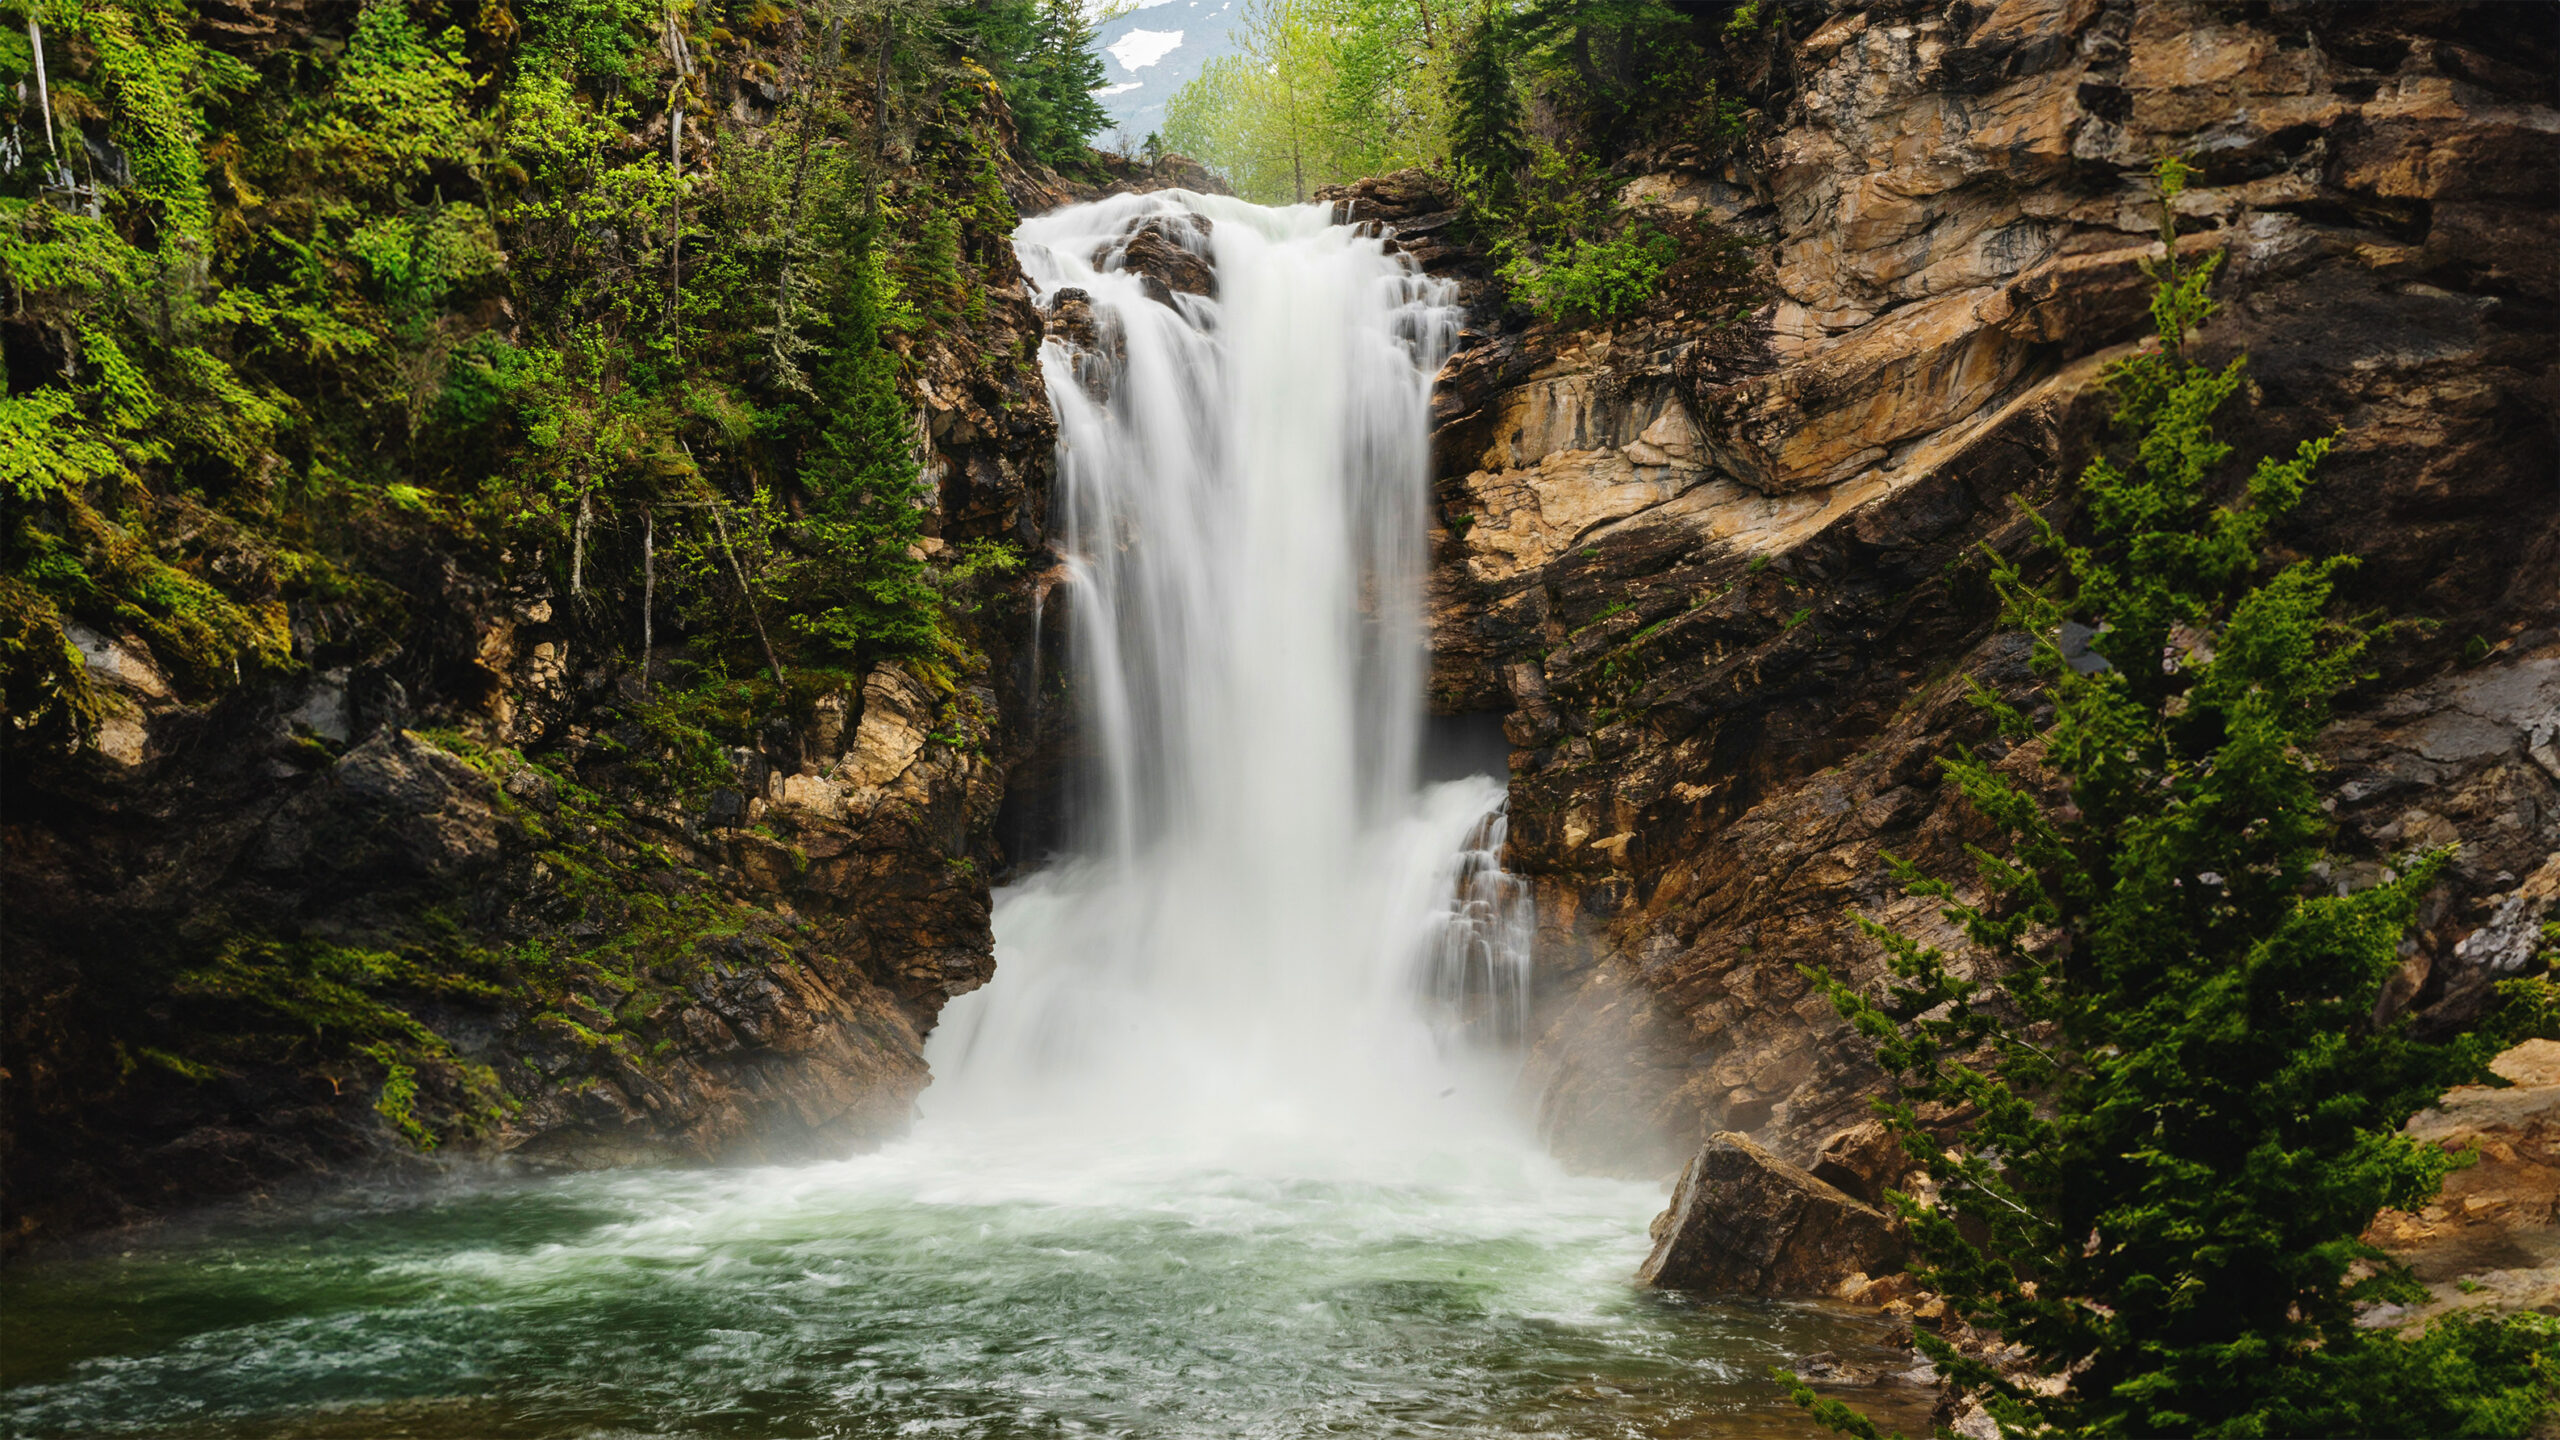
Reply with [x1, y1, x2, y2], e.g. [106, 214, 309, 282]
[2362, 1039, 2560, 1327]
[1417, 0, 2560, 1179]
[1637, 1131, 1905, 1295]
[1812, 1119, 1916, 1207]
[1838, 1270, 1922, 1308]
[1098, 215, 1216, 306]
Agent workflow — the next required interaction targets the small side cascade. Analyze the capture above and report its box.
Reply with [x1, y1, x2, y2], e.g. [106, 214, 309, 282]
[1419, 799, 1533, 1048]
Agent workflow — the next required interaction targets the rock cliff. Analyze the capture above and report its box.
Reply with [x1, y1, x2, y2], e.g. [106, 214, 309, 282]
[3, 295, 1043, 1244]
[0, 27, 1087, 1246]
[1399, 0, 2559, 1177]
[3, 88, 1236, 1244]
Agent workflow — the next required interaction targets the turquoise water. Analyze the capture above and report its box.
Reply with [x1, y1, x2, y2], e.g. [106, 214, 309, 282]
[0, 1123, 1910, 1439]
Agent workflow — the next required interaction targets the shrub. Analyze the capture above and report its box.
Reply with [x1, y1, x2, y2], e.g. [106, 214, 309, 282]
[1787, 157, 2560, 1439]
[1500, 224, 1678, 324]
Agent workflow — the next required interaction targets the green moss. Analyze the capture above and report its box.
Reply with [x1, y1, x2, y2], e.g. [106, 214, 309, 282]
[7, 0, 1099, 1169]
[169, 937, 507, 1148]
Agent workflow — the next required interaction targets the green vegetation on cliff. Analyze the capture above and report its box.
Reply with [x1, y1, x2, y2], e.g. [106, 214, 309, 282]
[1161, 0, 1753, 324]
[3, 0, 1097, 747]
[0, 0, 1094, 1190]
[1794, 160, 2560, 1440]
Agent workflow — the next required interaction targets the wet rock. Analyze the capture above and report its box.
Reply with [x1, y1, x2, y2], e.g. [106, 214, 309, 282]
[249, 730, 505, 881]
[1319, 168, 1458, 227]
[1043, 286, 1104, 352]
[1638, 1131, 1904, 1295]
[1042, 286, 1127, 403]
[1315, 170, 1473, 271]
[1100, 214, 1216, 305]
[1013, 151, 1232, 212]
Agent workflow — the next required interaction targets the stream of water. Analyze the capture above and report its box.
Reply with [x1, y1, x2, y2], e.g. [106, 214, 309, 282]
[0, 193, 1905, 1439]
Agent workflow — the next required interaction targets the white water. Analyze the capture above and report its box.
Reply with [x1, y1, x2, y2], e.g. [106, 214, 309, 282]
[928, 189, 1533, 1161]
[0, 195, 1909, 1440]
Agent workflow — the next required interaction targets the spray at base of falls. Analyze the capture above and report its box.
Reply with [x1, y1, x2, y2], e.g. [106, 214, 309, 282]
[926, 190, 1535, 1159]
[0, 194, 1908, 1440]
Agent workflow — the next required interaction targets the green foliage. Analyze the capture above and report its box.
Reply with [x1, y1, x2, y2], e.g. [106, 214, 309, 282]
[1446, 16, 1528, 204]
[779, 217, 939, 666]
[1508, 0, 1685, 124]
[969, 0, 1112, 169]
[3, 0, 1064, 1158]
[1457, 136, 1746, 328]
[1795, 158, 2560, 1439]
[1499, 222, 1676, 323]
[173, 937, 506, 1150]
[511, 0, 660, 78]
[1163, 0, 1452, 203]
[1160, 0, 1755, 206]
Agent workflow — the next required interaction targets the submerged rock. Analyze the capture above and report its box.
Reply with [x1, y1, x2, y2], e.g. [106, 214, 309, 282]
[1637, 1131, 1903, 1295]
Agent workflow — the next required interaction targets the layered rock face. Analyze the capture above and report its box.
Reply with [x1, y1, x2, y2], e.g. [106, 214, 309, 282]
[2365, 1038, 2560, 1325]
[1414, 0, 2560, 1177]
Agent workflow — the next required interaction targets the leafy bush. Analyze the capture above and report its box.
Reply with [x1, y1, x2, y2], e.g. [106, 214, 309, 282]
[1500, 224, 1678, 324]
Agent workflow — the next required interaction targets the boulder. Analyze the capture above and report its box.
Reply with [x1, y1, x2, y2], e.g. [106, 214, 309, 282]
[1638, 1131, 1904, 1295]
[1041, 287, 1124, 403]
[1100, 215, 1216, 305]
[1811, 1119, 1918, 1207]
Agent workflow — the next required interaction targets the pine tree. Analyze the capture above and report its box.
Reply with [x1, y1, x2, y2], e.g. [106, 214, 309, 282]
[1447, 16, 1526, 202]
[1034, 0, 1110, 164]
[788, 217, 941, 665]
[985, 0, 1111, 170]
[1789, 158, 2560, 1439]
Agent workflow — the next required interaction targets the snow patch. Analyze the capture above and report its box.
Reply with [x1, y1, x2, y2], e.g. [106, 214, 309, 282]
[1107, 28, 1184, 71]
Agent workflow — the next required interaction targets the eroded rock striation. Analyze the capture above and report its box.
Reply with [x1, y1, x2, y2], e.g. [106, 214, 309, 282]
[1401, 0, 2559, 1180]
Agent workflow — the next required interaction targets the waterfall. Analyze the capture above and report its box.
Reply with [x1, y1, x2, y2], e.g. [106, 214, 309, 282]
[927, 191, 1533, 1146]
[0, 197, 1922, 1440]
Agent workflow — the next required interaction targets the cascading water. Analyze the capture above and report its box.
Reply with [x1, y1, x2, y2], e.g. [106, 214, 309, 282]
[927, 191, 1535, 1144]
[0, 195, 1911, 1440]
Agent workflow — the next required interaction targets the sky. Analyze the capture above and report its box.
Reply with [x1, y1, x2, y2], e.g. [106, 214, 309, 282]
[1089, 0, 1248, 147]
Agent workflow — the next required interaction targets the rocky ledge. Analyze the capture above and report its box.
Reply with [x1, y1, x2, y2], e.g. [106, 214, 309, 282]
[1388, 0, 2556, 1189]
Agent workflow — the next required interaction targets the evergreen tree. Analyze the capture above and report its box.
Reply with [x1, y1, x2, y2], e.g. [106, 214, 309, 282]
[1033, 0, 1111, 163]
[978, 0, 1111, 170]
[1447, 16, 1527, 202]
[788, 216, 941, 664]
[1789, 158, 2560, 1439]
[1506, 0, 1679, 132]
